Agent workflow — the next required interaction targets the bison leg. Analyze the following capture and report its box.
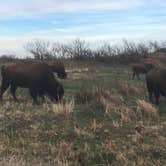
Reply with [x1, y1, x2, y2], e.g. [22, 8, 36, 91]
[0, 80, 10, 101]
[154, 88, 160, 105]
[136, 73, 140, 80]
[45, 91, 55, 102]
[10, 85, 18, 102]
[149, 91, 153, 103]
[39, 91, 55, 102]
[132, 72, 135, 79]
[38, 90, 45, 100]
[56, 85, 64, 102]
[133, 71, 140, 80]
[146, 80, 154, 103]
[29, 89, 39, 105]
[48, 95, 55, 102]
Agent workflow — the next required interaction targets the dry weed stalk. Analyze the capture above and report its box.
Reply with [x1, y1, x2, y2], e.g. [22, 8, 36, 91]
[52, 97, 75, 116]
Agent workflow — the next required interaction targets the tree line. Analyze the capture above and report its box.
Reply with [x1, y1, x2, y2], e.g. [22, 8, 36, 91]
[1, 39, 166, 64]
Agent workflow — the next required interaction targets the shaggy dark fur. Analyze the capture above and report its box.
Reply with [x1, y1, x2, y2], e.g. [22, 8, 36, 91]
[146, 67, 166, 105]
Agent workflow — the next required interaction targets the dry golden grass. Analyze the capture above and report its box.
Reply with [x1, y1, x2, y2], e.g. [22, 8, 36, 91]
[119, 82, 144, 97]
[99, 89, 136, 124]
[0, 155, 58, 166]
[52, 97, 75, 116]
[0, 63, 165, 165]
[137, 100, 158, 117]
[90, 118, 103, 133]
[100, 140, 117, 159]
[0, 156, 27, 166]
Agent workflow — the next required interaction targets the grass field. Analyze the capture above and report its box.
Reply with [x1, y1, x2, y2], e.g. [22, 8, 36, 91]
[0, 61, 165, 166]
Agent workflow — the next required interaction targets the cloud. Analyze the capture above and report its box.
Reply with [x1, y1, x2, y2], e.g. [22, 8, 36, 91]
[0, 22, 166, 58]
[0, 0, 144, 19]
[0, 0, 165, 57]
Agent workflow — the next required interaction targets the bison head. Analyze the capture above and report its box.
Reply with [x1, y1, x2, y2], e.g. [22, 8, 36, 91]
[48, 61, 67, 79]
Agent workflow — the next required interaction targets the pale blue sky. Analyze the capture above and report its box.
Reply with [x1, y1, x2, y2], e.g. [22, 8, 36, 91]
[0, 0, 166, 57]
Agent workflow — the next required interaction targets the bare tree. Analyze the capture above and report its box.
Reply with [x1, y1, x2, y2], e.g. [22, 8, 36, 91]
[67, 38, 91, 59]
[149, 41, 161, 53]
[52, 43, 71, 58]
[24, 38, 166, 64]
[25, 40, 53, 60]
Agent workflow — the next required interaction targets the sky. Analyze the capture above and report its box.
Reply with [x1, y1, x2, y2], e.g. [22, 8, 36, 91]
[0, 0, 166, 57]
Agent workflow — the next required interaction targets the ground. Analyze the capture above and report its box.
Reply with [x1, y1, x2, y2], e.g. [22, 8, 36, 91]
[0, 61, 165, 166]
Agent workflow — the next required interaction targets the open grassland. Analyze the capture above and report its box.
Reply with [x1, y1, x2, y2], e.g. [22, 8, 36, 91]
[0, 61, 165, 166]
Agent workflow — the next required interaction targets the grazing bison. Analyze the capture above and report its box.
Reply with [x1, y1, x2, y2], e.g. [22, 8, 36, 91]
[0, 62, 64, 104]
[132, 62, 155, 79]
[146, 67, 166, 105]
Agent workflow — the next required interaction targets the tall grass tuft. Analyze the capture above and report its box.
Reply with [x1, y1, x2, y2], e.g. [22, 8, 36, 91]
[137, 100, 158, 117]
[52, 97, 75, 116]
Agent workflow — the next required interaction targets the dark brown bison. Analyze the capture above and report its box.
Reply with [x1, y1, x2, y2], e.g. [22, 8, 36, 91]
[146, 67, 166, 105]
[0, 62, 64, 104]
[132, 62, 155, 79]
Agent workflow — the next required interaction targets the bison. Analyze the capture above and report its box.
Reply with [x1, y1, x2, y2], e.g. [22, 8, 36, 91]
[132, 62, 155, 79]
[146, 67, 166, 105]
[0, 61, 64, 104]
